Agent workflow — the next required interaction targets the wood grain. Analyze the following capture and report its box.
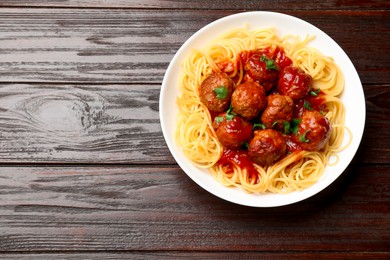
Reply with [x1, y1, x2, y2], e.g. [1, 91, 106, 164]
[0, 2, 388, 258]
[1, 252, 390, 259]
[0, 164, 388, 252]
[0, 9, 388, 84]
[1, 0, 389, 10]
[0, 83, 174, 164]
[0, 83, 388, 164]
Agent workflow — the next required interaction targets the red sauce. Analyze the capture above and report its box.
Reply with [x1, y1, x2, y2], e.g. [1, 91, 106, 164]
[260, 46, 293, 69]
[293, 91, 327, 117]
[293, 99, 305, 118]
[239, 50, 251, 65]
[225, 116, 243, 133]
[216, 60, 235, 73]
[306, 92, 328, 113]
[217, 149, 259, 183]
[284, 135, 303, 153]
[238, 47, 291, 70]
[209, 110, 220, 122]
[243, 72, 254, 83]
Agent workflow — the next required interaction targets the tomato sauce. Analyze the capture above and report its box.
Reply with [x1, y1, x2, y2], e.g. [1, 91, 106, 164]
[306, 92, 327, 112]
[238, 47, 292, 70]
[293, 91, 327, 118]
[239, 50, 251, 65]
[216, 60, 235, 73]
[217, 149, 259, 183]
[284, 134, 303, 153]
[260, 46, 293, 69]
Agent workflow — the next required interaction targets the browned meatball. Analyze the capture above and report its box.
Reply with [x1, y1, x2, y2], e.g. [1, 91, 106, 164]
[277, 66, 312, 100]
[293, 110, 332, 151]
[244, 54, 279, 91]
[231, 81, 267, 120]
[261, 94, 294, 129]
[199, 72, 235, 113]
[213, 113, 253, 149]
[248, 129, 287, 166]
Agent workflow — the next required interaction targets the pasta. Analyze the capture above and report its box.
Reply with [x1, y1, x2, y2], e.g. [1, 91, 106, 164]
[176, 27, 349, 194]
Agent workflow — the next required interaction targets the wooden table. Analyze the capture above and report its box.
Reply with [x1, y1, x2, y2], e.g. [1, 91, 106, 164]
[0, 1, 389, 259]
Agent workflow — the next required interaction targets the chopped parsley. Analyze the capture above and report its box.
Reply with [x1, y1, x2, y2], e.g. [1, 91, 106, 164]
[225, 104, 236, 120]
[283, 121, 290, 134]
[284, 118, 301, 135]
[309, 88, 321, 96]
[225, 113, 235, 121]
[304, 100, 313, 110]
[260, 56, 279, 70]
[216, 104, 235, 121]
[226, 104, 234, 115]
[214, 116, 224, 124]
[213, 85, 228, 99]
[299, 130, 310, 143]
[291, 118, 302, 135]
[253, 123, 266, 130]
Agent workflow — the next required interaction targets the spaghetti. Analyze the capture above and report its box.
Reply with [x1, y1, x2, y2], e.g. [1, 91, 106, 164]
[176, 27, 349, 193]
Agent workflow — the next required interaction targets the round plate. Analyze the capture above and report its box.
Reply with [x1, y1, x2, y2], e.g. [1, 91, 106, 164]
[159, 11, 365, 207]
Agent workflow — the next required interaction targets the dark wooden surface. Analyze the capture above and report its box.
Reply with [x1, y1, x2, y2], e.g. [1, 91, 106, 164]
[0, 1, 389, 259]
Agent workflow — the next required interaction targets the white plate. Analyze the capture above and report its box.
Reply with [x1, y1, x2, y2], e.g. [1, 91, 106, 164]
[159, 11, 365, 207]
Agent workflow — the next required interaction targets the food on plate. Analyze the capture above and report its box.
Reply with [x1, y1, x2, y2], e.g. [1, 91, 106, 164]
[199, 72, 235, 113]
[231, 81, 267, 120]
[176, 27, 349, 193]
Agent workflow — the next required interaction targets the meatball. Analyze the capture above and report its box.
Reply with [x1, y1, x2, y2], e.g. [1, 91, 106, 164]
[293, 110, 332, 151]
[277, 66, 312, 100]
[213, 113, 253, 149]
[231, 81, 267, 120]
[248, 129, 287, 166]
[244, 54, 279, 91]
[199, 72, 235, 113]
[261, 94, 294, 129]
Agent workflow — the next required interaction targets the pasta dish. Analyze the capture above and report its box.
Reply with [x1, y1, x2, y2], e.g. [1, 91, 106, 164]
[175, 27, 350, 194]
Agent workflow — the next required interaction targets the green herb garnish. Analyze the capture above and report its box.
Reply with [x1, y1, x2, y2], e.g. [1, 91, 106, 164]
[213, 86, 228, 99]
[283, 121, 290, 134]
[214, 116, 224, 124]
[215, 104, 236, 123]
[253, 123, 266, 130]
[225, 104, 235, 121]
[225, 113, 234, 121]
[304, 100, 313, 110]
[299, 130, 310, 143]
[260, 56, 279, 70]
[226, 104, 234, 114]
[309, 88, 321, 96]
[291, 118, 302, 135]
